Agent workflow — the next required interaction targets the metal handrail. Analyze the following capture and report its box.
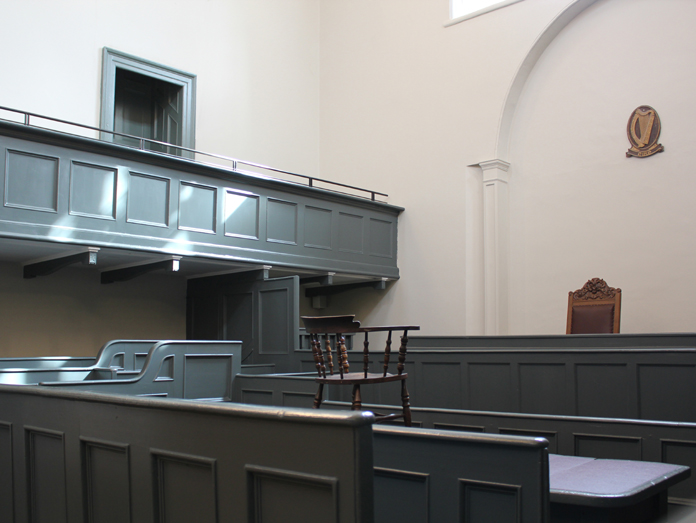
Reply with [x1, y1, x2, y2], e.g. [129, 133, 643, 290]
[0, 105, 388, 202]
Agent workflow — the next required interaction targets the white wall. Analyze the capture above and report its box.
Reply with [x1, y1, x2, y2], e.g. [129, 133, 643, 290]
[316, 0, 570, 333]
[0, 0, 321, 356]
[507, 0, 696, 333]
[318, 0, 696, 335]
[0, 0, 320, 176]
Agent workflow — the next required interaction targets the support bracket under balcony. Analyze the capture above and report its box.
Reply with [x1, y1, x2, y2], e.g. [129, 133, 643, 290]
[101, 257, 182, 284]
[23, 248, 99, 279]
[304, 278, 387, 298]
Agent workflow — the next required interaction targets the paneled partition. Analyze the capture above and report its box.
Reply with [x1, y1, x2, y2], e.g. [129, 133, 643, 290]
[0, 120, 401, 278]
[0, 385, 375, 523]
[295, 347, 696, 422]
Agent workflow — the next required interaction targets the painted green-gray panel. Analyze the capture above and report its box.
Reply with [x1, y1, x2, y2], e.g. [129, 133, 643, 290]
[258, 287, 291, 355]
[224, 190, 259, 239]
[27, 429, 67, 523]
[127, 172, 169, 227]
[5, 150, 58, 212]
[339, 212, 363, 253]
[0, 423, 12, 517]
[179, 181, 216, 233]
[69, 161, 117, 220]
[267, 198, 297, 244]
[304, 206, 332, 249]
[0, 122, 402, 278]
[369, 218, 393, 258]
[82, 440, 131, 523]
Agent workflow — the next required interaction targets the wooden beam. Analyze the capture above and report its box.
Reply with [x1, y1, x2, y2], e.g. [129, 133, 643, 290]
[300, 273, 335, 286]
[23, 248, 99, 279]
[304, 279, 387, 298]
[101, 258, 180, 284]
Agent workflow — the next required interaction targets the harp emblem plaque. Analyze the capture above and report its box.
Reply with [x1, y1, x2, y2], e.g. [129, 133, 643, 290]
[626, 105, 664, 158]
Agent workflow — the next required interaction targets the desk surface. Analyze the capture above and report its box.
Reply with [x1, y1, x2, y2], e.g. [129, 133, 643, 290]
[549, 454, 690, 507]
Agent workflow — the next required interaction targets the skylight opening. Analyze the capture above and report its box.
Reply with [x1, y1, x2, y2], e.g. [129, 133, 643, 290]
[448, 0, 525, 25]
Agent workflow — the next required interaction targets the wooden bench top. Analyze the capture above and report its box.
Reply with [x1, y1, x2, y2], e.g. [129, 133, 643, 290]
[549, 454, 690, 508]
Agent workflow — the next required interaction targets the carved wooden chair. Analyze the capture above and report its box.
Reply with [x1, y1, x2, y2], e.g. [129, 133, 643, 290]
[301, 315, 419, 426]
[566, 278, 622, 334]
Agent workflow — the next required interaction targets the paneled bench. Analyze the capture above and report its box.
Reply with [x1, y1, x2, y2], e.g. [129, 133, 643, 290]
[0, 339, 157, 384]
[39, 340, 242, 401]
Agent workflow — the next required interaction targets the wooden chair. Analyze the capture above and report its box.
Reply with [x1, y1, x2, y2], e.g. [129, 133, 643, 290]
[301, 315, 419, 426]
[566, 278, 621, 334]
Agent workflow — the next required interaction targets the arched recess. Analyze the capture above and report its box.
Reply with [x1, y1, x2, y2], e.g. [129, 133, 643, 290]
[469, 0, 600, 334]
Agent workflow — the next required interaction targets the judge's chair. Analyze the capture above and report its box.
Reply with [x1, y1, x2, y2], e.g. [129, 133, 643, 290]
[566, 278, 622, 334]
[301, 315, 419, 427]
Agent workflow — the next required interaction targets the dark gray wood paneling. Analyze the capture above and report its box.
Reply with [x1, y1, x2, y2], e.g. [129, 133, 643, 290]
[338, 212, 363, 253]
[5, 150, 59, 212]
[574, 434, 642, 461]
[519, 363, 567, 415]
[576, 364, 631, 418]
[638, 364, 696, 421]
[81, 438, 131, 523]
[26, 428, 67, 523]
[420, 362, 462, 409]
[662, 440, 696, 502]
[1, 384, 374, 523]
[0, 122, 402, 279]
[469, 363, 513, 412]
[183, 355, 234, 400]
[224, 190, 259, 239]
[0, 422, 13, 518]
[127, 171, 170, 227]
[374, 468, 429, 523]
[408, 333, 696, 349]
[304, 206, 332, 249]
[69, 161, 117, 220]
[246, 465, 338, 523]
[178, 181, 216, 234]
[460, 480, 520, 523]
[153, 451, 217, 523]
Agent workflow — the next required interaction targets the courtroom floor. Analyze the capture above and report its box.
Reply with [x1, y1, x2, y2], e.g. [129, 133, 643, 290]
[656, 504, 696, 522]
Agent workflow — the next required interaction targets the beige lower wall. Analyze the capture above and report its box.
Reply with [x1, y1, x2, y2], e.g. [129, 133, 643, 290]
[0, 261, 186, 357]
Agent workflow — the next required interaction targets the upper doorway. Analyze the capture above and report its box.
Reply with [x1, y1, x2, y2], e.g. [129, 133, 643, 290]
[100, 48, 196, 158]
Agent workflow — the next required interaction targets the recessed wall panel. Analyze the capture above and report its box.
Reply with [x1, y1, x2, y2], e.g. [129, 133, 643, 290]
[127, 172, 169, 227]
[662, 440, 696, 501]
[304, 206, 332, 249]
[574, 434, 642, 460]
[459, 479, 520, 523]
[638, 365, 696, 422]
[576, 364, 629, 418]
[369, 218, 393, 258]
[258, 288, 289, 355]
[374, 468, 429, 523]
[267, 199, 297, 244]
[224, 190, 259, 239]
[519, 364, 566, 415]
[179, 182, 216, 234]
[421, 362, 462, 409]
[69, 161, 117, 220]
[0, 423, 13, 517]
[339, 212, 363, 253]
[5, 150, 59, 212]
[282, 392, 315, 408]
[26, 428, 67, 523]
[247, 466, 338, 523]
[153, 452, 217, 523]
[82, 439, 131, 523]
[241, 389, 274, 405]
[183, 355, 232, 400]
[468, 363, 512, 412]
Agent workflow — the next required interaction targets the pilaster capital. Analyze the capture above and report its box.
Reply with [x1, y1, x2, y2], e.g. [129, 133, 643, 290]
[476, 159, 511, 183]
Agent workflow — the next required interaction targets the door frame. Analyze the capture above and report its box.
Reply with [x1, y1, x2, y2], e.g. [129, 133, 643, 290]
[100, 47, 196, 156]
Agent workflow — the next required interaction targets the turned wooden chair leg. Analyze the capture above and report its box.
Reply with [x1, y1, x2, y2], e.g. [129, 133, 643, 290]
[351, 384, 362, 411]
[401, 380, 412, 427]
[313, 383, 324, 409]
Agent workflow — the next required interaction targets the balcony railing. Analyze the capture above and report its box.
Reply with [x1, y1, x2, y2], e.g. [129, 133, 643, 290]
[0, 105, 388, 202]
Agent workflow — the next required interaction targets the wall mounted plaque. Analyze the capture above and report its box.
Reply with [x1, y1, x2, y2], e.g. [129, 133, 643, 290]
[626, 105, 664, 158]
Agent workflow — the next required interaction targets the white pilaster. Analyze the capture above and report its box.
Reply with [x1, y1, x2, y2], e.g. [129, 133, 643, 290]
[478, 159, 510, 335]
